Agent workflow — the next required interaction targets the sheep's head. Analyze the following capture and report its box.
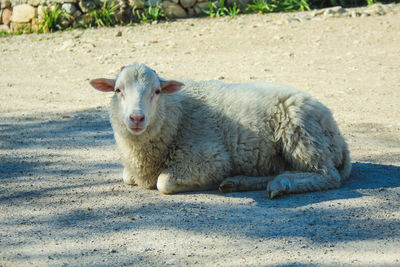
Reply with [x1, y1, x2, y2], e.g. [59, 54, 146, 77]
[90, 63, 183, 135]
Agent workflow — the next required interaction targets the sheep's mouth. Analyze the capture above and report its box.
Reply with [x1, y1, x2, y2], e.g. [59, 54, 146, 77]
[128, 126, 146, 134]
[130, 127, 144, 131]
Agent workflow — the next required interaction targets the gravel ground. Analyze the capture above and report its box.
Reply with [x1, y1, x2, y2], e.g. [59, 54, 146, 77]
[1, 5, 400, 266]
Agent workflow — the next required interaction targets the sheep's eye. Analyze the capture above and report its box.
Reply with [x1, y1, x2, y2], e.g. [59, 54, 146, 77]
[115, 88, 121, 93]
[155, 89, 161, 95]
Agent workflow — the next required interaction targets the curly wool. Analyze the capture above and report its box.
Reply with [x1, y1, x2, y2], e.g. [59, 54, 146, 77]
[108, 66, 351, 195]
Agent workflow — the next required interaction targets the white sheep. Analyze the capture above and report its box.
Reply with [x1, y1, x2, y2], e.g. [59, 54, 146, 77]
[90, 63, 351, 198]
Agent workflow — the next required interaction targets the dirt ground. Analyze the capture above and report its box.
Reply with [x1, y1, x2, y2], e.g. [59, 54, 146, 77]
[1, 7, 400, 266]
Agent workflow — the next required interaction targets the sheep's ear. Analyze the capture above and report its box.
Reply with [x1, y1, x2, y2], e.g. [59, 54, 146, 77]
[160, 80, 184, 94]
[90, 78, 116, 92]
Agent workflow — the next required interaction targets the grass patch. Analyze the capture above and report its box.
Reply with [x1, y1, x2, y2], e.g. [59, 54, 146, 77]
[37, 4, 72, 33]
[246, 0, 310, 14]
[132, 3, 169, 23]
[86, 0, 120, 27]
[202, 0, 310, 17]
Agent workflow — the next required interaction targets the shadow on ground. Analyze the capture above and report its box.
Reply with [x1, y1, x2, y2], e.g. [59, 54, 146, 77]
[1, 108, 399, 264]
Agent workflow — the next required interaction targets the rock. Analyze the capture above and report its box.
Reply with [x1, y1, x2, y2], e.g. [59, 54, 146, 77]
[323, 6, 346, 16]
[194, 2, 209, 15]
[62, 3, 77, 14]
[180, 0, 196, 8]
[365, 4, 386, 16]
[28, 0, 40, 6]
[1, 0, 11, 8]
[350, 10, 361, 17]
[0, 24, 11, 32]
[37, 4, 45, 19]
[162, 1, 187, 18]
[187, 7, 195, 16]
[73, 9, 82, 17]
[1, 7, 13, 25]
[313, 6, 346, 17]
[10, 22, 29, 32]
[78, 0, 96, 13]
[11, 4, 37, 23]
[285, 17, 301, 23]
[145, 0, 162, 6]
[129, 0, 145, 9]
[77, 13, 90, 25]
[312, 9, 325, 16]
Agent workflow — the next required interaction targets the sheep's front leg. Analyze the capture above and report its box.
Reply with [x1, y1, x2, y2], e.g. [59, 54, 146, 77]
[122, 167, 136, 185]
[266, 169, 342, 199]
[157, 171, 216, 194]
[219, 176, 276, 193]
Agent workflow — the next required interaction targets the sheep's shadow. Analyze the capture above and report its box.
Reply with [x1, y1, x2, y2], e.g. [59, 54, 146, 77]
[221, 161, 400, 207]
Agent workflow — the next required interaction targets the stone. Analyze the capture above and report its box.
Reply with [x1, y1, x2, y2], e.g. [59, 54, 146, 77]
[28, 0, 40, 6]
[180, 0, 196, 8]
[1, 0, 12, 9]
[145, 0, 162, 6]
[10, 21, 31, 32]
[187, 7, 195, 16]
[78, 0, 96, 13]
[77, 13, 91, 25]
[37, 5, 45, 19]
[30, 17, 40, 31]
[162, 1, 187, 17]
[323, 6, 346, 16]
[194, 2, 209, 15]
[312, 9, 324, 16]
[1, 7, 13, 25]
[365, 4, 386, 16]
[350, 10, 361, 17]
[11, 4, 37, 23]
[0, 24, 11, 32]
[129, 0, 145, 9]
[62, 3, 77, 14]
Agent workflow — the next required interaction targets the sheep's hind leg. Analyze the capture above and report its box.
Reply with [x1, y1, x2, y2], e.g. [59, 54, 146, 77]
[219, 176, 276, 193]
[266, 169, 342, 199]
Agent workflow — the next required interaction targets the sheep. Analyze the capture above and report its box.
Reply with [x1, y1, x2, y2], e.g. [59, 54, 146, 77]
[90, 63, 351, 198]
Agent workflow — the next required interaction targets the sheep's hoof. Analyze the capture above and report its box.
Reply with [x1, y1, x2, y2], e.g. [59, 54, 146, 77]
[219, 180, 237, 193]
[268, 190, 282, 199]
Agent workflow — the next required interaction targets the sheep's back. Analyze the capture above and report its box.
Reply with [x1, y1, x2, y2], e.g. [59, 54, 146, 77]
[177, 80, 303, 176]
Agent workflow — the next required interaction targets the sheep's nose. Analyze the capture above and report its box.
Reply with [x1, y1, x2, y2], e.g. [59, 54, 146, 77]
[129, 114, 145, 125]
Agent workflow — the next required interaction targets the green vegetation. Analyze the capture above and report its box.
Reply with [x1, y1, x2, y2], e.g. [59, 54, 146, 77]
[202, 0, 310, 18]
[132, 3, 169, 23]
[37, 4, 72, 33]
[202, 0, 241, 18]
[87, 0, 120, 27]
[248, 0, 310, 13]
